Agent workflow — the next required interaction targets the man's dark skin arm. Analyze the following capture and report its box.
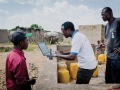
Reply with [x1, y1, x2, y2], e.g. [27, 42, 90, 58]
[27, 78, 36, 85]
[19, 78, 36, 90]
[60, 51, 70, 55]
[114, 20, 120, 54]
[114, 47, 120, 54]
[56, 51, 77, 60]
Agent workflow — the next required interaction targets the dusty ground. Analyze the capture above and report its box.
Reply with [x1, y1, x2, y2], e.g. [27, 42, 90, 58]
[0, 44, 47, 89]
[0, 45, 46, 72]
[0, 43, 106, 89]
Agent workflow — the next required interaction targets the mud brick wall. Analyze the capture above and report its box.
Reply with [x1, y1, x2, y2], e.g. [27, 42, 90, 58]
[78, 24, 105, 44]
[0, 29, 9, 43]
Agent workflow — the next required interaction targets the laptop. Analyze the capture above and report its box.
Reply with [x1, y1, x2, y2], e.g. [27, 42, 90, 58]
[38, 42, 56, 57]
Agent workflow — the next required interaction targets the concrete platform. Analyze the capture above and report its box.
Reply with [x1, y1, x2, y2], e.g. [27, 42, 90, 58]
[34, 45, 112, 90]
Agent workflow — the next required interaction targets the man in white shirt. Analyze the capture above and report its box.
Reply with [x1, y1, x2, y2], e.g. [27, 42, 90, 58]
[56, 21, 96, 84]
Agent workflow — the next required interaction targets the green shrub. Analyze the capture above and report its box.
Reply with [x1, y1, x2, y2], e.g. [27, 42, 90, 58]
[0, 47, 12, 52]
[26, 46, 34, 51]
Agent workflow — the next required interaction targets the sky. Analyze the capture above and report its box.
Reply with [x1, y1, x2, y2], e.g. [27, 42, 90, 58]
[0, 0, 120, 32]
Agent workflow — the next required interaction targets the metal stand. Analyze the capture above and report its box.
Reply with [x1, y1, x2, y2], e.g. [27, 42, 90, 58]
[48, 49, 53, 60]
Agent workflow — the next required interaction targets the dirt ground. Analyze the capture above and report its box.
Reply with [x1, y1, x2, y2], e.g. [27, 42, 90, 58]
[0, 46, 46, 70]
[0, 43, 106, 89]
[0, 44, 47, 89]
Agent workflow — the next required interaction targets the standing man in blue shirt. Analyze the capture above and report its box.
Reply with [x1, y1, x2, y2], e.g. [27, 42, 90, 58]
[56, 21, 96, 84]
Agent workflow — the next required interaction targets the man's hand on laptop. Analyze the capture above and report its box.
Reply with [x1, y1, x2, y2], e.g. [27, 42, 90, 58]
[59, 50, 64, 55]
[55, 51, 61, 57]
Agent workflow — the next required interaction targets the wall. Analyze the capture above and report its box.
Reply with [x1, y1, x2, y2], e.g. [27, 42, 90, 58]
[57, 32, 63, 41]
[63, 37, 71, 43]
[24, 29, 63, 43]
[9, 29, 63, 43]
[0, 29, 9, 43]
[23, 29, 49, 43]
[78, 24, 105, 44]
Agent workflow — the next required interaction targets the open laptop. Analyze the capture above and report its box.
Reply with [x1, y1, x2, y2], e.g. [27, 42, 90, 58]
[38, 42, 56, 57]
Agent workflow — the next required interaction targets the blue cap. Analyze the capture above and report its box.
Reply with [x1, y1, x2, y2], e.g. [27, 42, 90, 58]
[10, 29, 32, 43]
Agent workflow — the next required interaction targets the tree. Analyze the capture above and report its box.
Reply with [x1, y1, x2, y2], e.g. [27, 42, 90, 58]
[30, 24, 39, 29]
[11, 28, 16, 31]
[10, 26, 20, 31]
[30, 24, 44, 30]
[39, 25, 44, 30]
[15, 26, 20, 30]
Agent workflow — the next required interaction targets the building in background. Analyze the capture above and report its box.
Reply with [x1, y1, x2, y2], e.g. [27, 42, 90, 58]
[0, 29, 9, 43]
[78, 24, 105, 44]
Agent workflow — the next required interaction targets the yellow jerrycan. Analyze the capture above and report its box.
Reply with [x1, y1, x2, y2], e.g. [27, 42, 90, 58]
[58, 69, 70, 83]
[58, 63, 67, 70]
[98, 54, 105, 63]
[92, 62, 98, 77]
[70, 63, 78, 79]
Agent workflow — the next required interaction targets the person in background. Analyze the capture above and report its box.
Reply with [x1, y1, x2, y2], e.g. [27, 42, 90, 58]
[95, 40, 101, 59]
[56, 21, 96, 84]
[6, 30, 36, 90]
[101, 7, 120, 89]
[100, 39, 105, 54]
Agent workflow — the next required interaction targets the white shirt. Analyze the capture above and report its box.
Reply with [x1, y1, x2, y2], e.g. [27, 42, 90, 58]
[70, 31, 96, 69]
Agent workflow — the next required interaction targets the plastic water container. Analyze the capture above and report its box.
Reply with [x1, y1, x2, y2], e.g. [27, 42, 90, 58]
[70, 63, 78, 79]
[92, 62, 98, 77]
[58, 63, 67, 70]
[98, 54, 105, 63]
[57, 59, 66, 63]
[57, 60, 66, 66]
[57, 61, 67, 70]
[58, 69, 70, 83]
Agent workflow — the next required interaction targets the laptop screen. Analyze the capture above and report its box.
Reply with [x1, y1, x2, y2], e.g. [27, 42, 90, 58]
[38, 42, 50, 55]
